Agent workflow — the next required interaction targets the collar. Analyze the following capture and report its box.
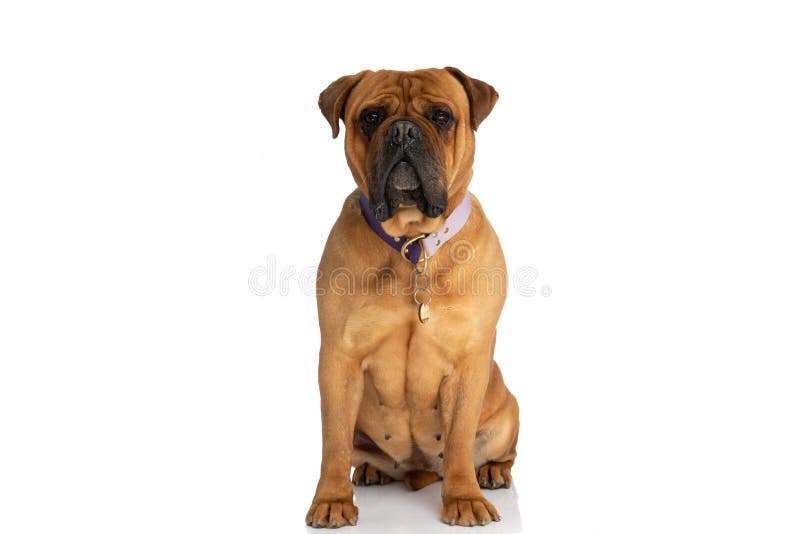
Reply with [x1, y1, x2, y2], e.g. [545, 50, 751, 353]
[358, 192, 472, 263]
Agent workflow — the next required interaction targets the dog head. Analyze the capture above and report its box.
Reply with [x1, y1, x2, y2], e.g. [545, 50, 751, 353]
[319, 67, 498, 236]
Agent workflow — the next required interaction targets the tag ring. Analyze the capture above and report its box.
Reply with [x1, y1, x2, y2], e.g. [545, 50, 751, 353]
[400, 234, 428, 272]
[413, 287, 432, 305]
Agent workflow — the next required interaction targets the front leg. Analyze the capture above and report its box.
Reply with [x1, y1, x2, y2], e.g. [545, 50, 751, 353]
[439, 358, 502, 526]
[306, 350, 363, 528]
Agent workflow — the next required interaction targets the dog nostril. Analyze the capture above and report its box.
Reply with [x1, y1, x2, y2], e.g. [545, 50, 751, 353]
[389, 120, 419, 147]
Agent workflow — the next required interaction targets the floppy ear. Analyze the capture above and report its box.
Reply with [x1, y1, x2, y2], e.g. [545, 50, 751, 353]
[444, 66, 499, 131]
[318, 71, 369, 139]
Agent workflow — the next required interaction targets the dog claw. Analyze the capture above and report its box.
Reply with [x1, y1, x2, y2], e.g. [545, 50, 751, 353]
[306, 500, 359, 529]
[353, 463, 394, 486]
[441, 495, 500, 526]
[476, 461, 513, 489]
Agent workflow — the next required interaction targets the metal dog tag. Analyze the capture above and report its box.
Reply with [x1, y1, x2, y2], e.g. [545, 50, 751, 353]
[418, 302, 430, 323]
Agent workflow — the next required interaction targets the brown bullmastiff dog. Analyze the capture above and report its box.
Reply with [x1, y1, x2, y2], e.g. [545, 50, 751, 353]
[306, 67, 519, 528]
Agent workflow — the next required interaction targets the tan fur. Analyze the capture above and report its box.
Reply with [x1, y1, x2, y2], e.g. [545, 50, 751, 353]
[306, 68, 519, 528]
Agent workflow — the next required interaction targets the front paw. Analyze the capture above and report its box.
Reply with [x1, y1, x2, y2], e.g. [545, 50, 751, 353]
[305, 499, 358, 528]
[441, 494, 500, 526]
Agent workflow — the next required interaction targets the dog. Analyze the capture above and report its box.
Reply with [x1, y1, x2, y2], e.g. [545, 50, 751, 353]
[306, 67, 519, 528]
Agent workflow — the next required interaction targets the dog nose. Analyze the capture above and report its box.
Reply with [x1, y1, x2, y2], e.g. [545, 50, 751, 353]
[389, 120, 420, 148]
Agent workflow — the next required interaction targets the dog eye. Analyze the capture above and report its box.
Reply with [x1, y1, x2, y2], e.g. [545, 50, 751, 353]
[360, 109, 385, 135]
[361, 109, 383, 125]
[431, 108, 452, 127]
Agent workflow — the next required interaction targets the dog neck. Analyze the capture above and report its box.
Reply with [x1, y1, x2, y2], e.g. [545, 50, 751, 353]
[358, 192, 472, 264]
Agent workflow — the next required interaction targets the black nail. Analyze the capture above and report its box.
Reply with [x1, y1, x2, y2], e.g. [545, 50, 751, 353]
[436, 434, 441, 441]
[384, 434, 391, 440]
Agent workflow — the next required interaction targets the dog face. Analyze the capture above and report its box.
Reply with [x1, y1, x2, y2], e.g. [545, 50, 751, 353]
[320, 67, 498, 236]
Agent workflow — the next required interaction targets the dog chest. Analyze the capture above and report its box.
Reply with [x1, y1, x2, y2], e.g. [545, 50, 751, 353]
[356, 337, 450, 462]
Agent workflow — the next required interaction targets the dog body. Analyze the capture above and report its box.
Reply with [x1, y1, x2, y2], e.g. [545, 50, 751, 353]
[307, 68, 519, 528]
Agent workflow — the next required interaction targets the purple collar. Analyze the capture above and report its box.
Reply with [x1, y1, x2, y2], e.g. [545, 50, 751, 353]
[358, 192, 472, 263]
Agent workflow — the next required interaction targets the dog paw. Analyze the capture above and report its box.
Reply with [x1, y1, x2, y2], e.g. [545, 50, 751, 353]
[305, 500, 358, 528]
[352, 463, 393, 486]
[476, 460, 513, 489]
[441, 495, 500, 526]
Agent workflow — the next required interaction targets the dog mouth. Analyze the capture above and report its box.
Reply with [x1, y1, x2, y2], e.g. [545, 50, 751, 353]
[386, 161, 426, 211]
[367, 119, 448, 222]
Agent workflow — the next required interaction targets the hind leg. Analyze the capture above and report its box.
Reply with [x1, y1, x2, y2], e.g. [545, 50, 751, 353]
[474, 417, 518, 490]
[350, 431, 403, 485]
[352, 463, 393, 486]
[476, 460, 513, 489]
[473, 365, 520, 490]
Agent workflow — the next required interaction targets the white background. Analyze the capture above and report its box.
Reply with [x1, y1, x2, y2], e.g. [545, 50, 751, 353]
[1, 1, 799, 533]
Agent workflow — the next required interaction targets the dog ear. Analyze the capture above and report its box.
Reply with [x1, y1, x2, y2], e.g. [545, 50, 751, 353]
[319, 71, 369, 139]
[444, 67, 499, 131]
